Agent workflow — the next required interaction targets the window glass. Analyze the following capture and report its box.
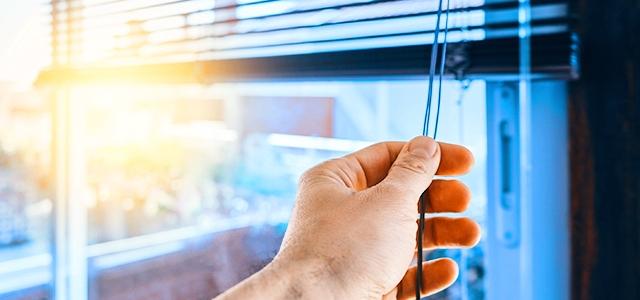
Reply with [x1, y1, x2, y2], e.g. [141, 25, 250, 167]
[0, 87, 52, 299]
[75, 80, 487, 300]
[0, 0, 52, 297]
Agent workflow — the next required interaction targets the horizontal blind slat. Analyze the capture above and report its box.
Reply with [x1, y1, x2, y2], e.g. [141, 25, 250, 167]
[43, 0, 577, 80]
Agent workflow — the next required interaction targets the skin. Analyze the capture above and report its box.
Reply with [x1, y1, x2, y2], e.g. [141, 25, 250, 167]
[216, 136, 480, 299]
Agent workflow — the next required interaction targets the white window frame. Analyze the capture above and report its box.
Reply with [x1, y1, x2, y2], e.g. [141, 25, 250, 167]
[485, 80, 570, 300]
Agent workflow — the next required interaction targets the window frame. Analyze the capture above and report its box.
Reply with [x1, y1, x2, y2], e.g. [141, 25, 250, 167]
[485, 80, 570, 300]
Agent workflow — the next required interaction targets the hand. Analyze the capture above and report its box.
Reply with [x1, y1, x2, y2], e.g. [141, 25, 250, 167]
[216, 136, 480, 300]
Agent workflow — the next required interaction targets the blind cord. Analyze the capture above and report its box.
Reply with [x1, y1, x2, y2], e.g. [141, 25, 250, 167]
[417, 0, 450, 299]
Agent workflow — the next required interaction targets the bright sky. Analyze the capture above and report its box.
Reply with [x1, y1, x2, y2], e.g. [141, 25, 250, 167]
[0, 0, 50, 88]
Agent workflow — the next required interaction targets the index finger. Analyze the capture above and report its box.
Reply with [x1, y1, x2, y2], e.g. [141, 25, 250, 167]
[437, 142, 474, 176]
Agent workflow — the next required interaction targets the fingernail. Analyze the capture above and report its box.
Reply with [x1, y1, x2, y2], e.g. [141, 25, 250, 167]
[407, 136, 438, 158]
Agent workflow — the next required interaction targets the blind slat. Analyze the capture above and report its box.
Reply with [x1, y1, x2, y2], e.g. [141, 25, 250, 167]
[42, 0, 578, 81]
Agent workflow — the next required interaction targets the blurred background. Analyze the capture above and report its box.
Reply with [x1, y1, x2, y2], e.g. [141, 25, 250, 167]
[0, 0, 585, 299]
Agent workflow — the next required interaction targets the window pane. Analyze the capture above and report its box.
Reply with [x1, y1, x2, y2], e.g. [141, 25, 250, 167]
[78, 86, 234, 243]
[0, 87, 52, 299]
[78, 80, 487, 300]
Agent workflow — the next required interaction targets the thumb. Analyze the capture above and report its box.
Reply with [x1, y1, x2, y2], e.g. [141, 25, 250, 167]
[380, 136, 440, 198]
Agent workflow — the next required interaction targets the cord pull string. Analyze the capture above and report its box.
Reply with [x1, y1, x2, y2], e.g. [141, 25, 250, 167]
[417, 0, 450, 299]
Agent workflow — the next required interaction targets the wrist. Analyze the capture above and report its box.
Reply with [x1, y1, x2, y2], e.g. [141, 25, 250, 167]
[267, 256, 348, 299]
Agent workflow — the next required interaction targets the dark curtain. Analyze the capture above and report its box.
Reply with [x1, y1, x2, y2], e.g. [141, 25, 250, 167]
[570, 0, 640, 299]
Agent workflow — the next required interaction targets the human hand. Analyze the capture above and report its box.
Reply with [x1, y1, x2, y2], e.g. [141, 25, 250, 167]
[215, 136, 480, 300]
[274, 136, 480, 299]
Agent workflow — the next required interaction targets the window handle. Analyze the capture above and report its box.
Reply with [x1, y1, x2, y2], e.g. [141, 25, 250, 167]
[497, 119, 519, 247]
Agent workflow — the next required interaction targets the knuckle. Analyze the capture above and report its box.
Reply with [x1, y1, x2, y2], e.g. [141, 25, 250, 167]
[298, 158, 344, 187]
[298, 168, 315, 185]
[299, 165, 322, 187]
[394, 155, 430, 174]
